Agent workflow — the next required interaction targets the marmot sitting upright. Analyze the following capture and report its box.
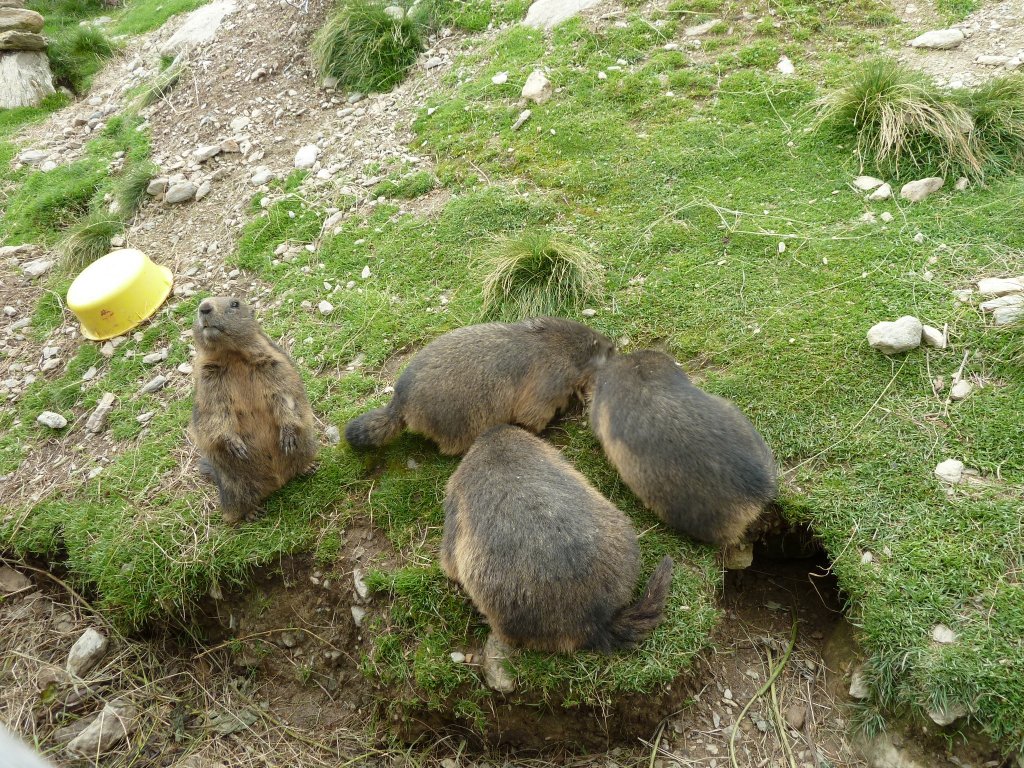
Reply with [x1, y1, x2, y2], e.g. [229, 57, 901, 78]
[589, 349, 777, 547]
[441, 424, 674, 653]
[345, 317, 614, 455]
[190, 297, 318, 524]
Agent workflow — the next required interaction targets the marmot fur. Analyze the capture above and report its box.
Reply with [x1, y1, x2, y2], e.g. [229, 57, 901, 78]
[190, 297, 318, 524]
[441, 424, 674, 653]
[589, 349, 777, 546]
[345, 317, 614, 455]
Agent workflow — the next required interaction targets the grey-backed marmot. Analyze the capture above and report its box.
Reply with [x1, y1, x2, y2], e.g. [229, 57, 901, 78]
[345, 317, 614, 455]
[441, 424, 673, 652]
[191, 297, 318, 524]
[589, 349, 777, 546]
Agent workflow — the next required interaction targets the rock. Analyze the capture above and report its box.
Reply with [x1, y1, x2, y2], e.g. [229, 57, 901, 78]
[482, 634, 515, 693]
[932, 624, 957, 644]
[993, 305, 1023, 326]
[954, 177, 969, 191]
[491, 71, 508, 85]
[383, 5, 403, 20]
[141, 375, 167, 393]
[350, 605, 366, 627]
[867, 183, 892, 201]
[880, 211, 893, 222]
[251, 168, 275, 185]
[18, 148, 47, 163]
[142, 349, 167, 364]
[976, 277, 1023, 296]
[856, 731, 929, 768]
[322, 75, 338, 89]
[66, 628, 109, 677]
[849, 667, 870, 699]
[294, 144, 319, 169]
[685, 18, 722, 36]
[450, 651, 466, 664]
[921, 325, 946, 349]
[194, 180, 211, 201]
[136, 411, 154, 424]
[853, 176, 884, 191]
[317, 300, 334, 315]
[867, 316, 922, 354]
[325, 425, 340, 445]
[785, 703, 806, 730]
[177, 363, 193, 375]
[776, 55, 795, 75]
[353, 567, 369, 600]
[927, 702, 967, 726]
[85, 393, 116, 433]
[219, 139, 239, 153]
[66, 699, 137, 757]
[360, 265, 371, 279]
[511, 108, 531, 131]
[900, 177, 944, 202]
[0, 8, 43, 33]
[976, 54, 1011, 66]
[192, 144, 221, 163]
[229, 115, 250, 131]
[980, 294, 1024, 313]
[521, 69, 552, 104]
[164, 181, 197, 204]
[0, 565, 32, 594]
[908, 28, 965, 50]
[581, 308, 597, 318]
[934, 459, 964, 484]
[146, 178, 168, 195]
[424, 56, 444, 69]
[36, 411, 67, 429]
[160, 0, 237, 55]
[21, 258, 53, 277]
[949, 379, 973, 401]
[100, 342, 115, 358]
[523, 0, 601, 30]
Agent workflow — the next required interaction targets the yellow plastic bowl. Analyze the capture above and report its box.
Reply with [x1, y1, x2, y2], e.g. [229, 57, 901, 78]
[66, 249, 174, 340]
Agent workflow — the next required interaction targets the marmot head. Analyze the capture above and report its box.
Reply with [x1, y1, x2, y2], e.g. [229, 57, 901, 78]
[193, 296, 258, 351]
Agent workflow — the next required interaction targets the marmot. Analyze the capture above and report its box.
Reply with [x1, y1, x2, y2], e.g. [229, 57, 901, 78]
[589, 349, 777, 546]
[441, 424, 674, 653]
[190, 297, 318, 524]
[345, 317, 614, 455]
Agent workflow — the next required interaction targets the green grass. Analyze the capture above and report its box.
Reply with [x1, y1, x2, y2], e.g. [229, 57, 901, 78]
[372, 170, 437, 199]
[5, 0, 1024, 753]
[47, 24, 117, 93]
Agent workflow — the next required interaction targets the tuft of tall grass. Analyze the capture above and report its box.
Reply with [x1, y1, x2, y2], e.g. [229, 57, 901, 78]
[60, 213, 123, 272]
[814, 59, 983, 178]
[131, 58, 186, 108]
[47, 25, 117, 93]
[115, 161, 158, 218]
[479, 229, 603, 320]
[952, 75, 1024, 173]
[311, 0, 425, 93]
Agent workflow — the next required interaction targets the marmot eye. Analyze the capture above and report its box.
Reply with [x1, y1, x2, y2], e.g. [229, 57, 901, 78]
[230, 300, 240, 308]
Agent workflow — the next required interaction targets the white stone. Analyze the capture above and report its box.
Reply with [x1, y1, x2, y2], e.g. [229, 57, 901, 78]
[66, 628, 109, 677]
[85, 393, 116, 433]
[350, 605, 366, 627]
[164, 181, 197, 204]
[450, 651, 466, 663]
[954, 177, 970, 191]
[932, 624, 957, 644]
[853, 176, 885, 191]
[0, 51, 54, 109]
[685, 18, 722, 36]
[523, 0, 601, 30]
[849, 667, 869, 699]
[192, 144, 221, 162]
[867, 183, 892, 201]
[383, 5, 403, 20]
[949, 380, 974, 401]
[36, 411, 67, 429]
[581, 308, 597, 318]
[993, 305, 1023, 326]
[511, 109, 531, 131]
[325, 425, 340, 445]
[360, 265, 371, 279]
[975, 54, 1010, 66]
[141, 375, 167, 393]
[142, 349, 167, 364]
[880, 211, 894, 222]
[491, 71, 508, 85]
[776, 55, 795, 75]
[194, 180, 211, 201]
[867, 316, 922, 354]
[934, 459, 965, 484]
[353, 567, 369, 600]
[22, 258, 53, 277]
[66, 699, 136, 757]
[317, 300, 334, 315]
[976, 277, 1023, 296]
[980, 294, 1024, 313]
[927, 703, 967, 726]
[908, 28, 965, 50]
[229, 115, 250, 132]
[900, 177, 944, 202]
[521, 69, 552, 104]
[146, 178, 168, 195]
[160, 0, 237, 55]
[18, 149, 48, 164]
[294, 144, 319, 169]
[251, 168, 275, 185]
[921, 325, 946, 349]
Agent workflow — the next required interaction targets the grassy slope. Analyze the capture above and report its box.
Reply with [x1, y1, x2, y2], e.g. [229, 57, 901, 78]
[3, 0, 1024, 750]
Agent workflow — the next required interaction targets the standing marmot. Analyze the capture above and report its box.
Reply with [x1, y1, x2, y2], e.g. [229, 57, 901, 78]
[589, 349, 777, 546]
[190, 297, 318, 524]
[345, 317, 614, 455]
[441, 424, 674, 653]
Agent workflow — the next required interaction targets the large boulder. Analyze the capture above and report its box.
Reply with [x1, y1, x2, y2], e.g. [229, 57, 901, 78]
[0, 50, 54, 107]
[0, 7, 42, 32]
[523, 0, 601, 30]
[0, 29, 45, 50]
[159, 0, 236, 55]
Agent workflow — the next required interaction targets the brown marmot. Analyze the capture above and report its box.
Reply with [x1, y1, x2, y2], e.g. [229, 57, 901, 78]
[190, 296, 318, 524]
[345, 317, 614, 455]
[589, 349, 777, 547]
[441, 424, 674, 653]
